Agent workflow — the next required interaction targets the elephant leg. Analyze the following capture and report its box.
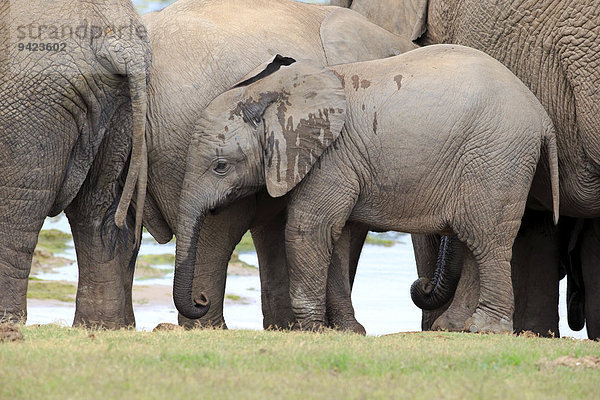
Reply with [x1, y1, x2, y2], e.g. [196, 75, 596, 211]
[251, 211, 295, 330]
[285, 183, 358, 331]
[347, 224, 368, 289]
[455, 201, 521, 333]
[325, 222, 366, 335]
[65, 109, 140, 328]
[67, 206, 138, 328]
[578, 218, 600, 340]
[431, 247, 479, 332]
[0, 203, 49, 323]
[423, 210, 561, 336]
[252, 214, 366, 333]
[460, 243, 513, 333]
[0, 116, 74, 322]
[511, 209, 560, 337]
[178, 198, 255, 329]
[562, 217, 586, 331]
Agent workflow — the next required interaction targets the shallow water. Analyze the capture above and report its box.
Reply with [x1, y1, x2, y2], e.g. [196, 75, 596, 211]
[28, 216, 587, 338]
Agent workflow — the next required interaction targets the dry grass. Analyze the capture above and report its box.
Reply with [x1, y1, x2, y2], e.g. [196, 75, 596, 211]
[1, 326, 599, 399]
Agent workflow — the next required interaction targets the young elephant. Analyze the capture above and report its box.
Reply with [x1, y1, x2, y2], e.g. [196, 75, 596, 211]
[175, 44, 559, 333]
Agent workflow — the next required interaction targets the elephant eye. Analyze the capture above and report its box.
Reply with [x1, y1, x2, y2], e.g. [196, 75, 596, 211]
[213, 159, 230, 175]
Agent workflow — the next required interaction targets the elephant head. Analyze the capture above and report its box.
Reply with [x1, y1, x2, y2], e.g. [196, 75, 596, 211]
[173, 55, 347, 319]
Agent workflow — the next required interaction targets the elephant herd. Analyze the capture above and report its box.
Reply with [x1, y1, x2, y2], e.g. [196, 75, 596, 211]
[1, 0, 598, 339]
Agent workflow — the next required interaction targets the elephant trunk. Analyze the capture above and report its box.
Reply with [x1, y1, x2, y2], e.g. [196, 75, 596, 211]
[173, 188, 211, 320]
[410, 235, 463, 310]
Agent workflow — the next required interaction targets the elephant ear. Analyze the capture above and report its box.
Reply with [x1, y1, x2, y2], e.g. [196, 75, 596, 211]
[239, 60, 347, 198]
[410, 0, 429, 42]
[233, 54, 297, 89]
[344, 0, 428, 41]
[320, 7, 416, 65]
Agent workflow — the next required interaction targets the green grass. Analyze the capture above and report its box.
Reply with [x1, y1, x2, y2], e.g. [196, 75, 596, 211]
[227, 251, 258, 275]
[365, 234, 397, 247]
[141, 230, 255, 253]
[134, 254, 174, 280]
[137, 254, 175, 266]
[234, 232, 403, 252]
[234, 232, 255, 253]
[30, 229, 75, 275]
[26, 278, 76, 303]
[36, 229, 73, 254]
[229, 251, 255, 268]
[140, 230, 404, 253]
[224, 294, 252, 304]
[1, 326, 599, 399]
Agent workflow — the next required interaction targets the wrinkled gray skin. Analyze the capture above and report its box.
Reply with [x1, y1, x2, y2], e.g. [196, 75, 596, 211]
[175, 45, 559, 334]
[141, 0, 414, 331]
[340, 0, 600, 339]
[0, 0, 150, 327]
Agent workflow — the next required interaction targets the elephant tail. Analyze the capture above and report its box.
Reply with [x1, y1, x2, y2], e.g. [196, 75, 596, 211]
[544, 125, 560, 225]
[114, 68, 149, 246]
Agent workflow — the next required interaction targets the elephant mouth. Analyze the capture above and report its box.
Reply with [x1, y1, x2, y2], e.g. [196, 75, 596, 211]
[208, 189, 252, 216]
[208, 187, 262, 216]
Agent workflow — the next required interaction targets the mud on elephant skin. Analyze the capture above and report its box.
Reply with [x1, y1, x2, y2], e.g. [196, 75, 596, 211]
[173, 45, 559, 334]
[0, 0, 150, 327]
[141, 0, 415, 331]
[340, 0, 600, 339]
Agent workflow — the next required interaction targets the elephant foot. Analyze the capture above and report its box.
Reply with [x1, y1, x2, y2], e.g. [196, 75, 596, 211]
[0, 310, 26, 325]
[263, 312, 296, 331]
[182, 320, 228, 330]
[292, 320, 328, 332]
[328, 318, 366, 335]
[73, 299, 135, 329]
[264, 322, 294, 331]
[178, 314, 228, 330]
[465, 308, 513, 334]
[72, 315, 135, 330]
[431, 313, 467, 332]
[567, 289, 585, 331]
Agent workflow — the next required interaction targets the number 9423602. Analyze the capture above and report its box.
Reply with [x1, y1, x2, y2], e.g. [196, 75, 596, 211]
[17, 43, 66, 52]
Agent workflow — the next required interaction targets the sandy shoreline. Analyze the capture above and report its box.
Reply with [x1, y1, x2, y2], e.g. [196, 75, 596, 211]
[29, 281, 253, 309]
[132, 284, 175, 306]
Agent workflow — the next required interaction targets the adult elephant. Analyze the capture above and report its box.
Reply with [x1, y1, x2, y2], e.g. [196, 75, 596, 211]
[141, 0, 415, 330]
[0, 0, 150, 326]
[337, 0, 600, 338]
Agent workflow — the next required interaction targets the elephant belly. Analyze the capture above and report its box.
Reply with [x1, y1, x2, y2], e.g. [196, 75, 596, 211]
[349, 181, 452, 236]
[557, 171, 600, 218]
